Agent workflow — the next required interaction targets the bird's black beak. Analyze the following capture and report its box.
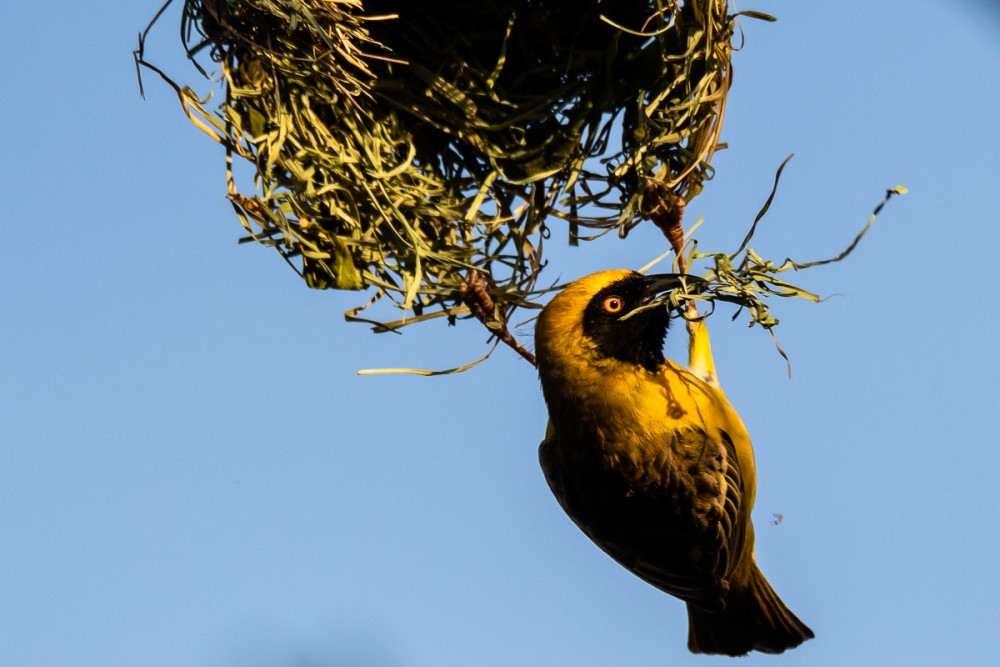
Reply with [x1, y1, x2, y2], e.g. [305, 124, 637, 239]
[639, 273, 703, 304]
[640, 273, 687, 302]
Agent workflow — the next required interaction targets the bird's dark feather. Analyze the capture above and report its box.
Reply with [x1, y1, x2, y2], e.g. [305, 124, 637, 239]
[539, 424, 746, 611]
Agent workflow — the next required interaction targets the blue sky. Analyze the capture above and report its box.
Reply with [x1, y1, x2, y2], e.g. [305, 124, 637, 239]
[2, 2, 999, 665]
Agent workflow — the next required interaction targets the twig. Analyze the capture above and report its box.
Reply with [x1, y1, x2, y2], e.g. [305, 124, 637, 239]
[459, 271, 537, 367]
[644, 182, 700, 318]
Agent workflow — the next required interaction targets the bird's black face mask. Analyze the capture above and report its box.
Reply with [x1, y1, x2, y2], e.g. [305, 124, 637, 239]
[582, 273, 686, 373]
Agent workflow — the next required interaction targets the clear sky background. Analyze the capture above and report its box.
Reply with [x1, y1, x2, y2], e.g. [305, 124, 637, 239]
[3, 2, 999, 666]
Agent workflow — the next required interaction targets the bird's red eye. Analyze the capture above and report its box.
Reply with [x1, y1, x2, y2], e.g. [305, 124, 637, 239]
[603, 296, 624, 313]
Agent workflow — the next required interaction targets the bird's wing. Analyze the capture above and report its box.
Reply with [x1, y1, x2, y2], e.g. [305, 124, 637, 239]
[539, 423, 749, 610]
[712, 430, 749, 586]
[622, 426, 748, 609]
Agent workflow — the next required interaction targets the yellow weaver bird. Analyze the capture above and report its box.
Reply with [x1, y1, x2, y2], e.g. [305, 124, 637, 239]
[535, 269, 813, 656]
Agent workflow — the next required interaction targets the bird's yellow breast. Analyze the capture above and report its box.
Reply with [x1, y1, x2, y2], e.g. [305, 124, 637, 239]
[543, 352, 755, 499]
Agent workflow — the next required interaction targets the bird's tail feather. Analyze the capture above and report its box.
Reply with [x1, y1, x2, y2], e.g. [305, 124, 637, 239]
[686, 563, 814, 656]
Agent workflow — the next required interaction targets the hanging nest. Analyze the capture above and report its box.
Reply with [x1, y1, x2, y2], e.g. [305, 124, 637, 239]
[137, 0, 751, 335]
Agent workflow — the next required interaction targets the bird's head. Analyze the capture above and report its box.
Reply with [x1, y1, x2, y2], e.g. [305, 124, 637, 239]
[535, 269, 690, 384]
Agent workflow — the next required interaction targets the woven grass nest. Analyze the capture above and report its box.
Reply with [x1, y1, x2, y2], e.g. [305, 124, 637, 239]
[139, 1, 757, 337]
[139, 1, 901, 372]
